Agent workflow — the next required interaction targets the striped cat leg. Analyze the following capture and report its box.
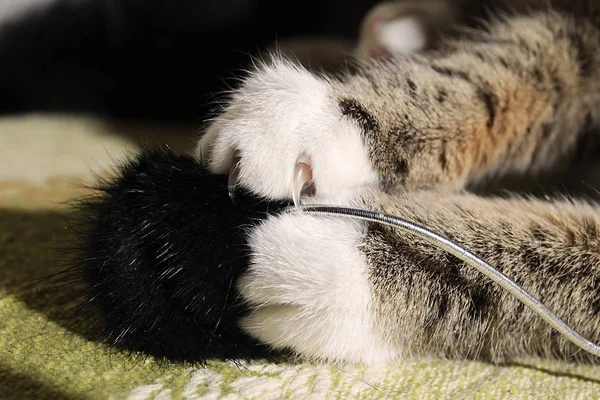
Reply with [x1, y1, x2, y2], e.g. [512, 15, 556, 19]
[198, 10, 600, 200]
[240, 188, 600, 363]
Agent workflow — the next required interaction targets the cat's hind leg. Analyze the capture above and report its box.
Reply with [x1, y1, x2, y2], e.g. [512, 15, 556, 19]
[239, 188, 600, 364]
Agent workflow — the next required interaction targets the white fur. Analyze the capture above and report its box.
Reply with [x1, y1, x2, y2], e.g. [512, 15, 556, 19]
[355, 10, 428, 60]
[379, 17, 427, 55]
[196, 59, 378, 201]
[238, 210, 396, 364]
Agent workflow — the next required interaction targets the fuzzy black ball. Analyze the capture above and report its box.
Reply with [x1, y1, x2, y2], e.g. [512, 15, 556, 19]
[78, 146, 286, 362]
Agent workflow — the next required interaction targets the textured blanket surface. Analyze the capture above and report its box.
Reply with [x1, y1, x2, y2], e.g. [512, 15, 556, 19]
[2, 113, 600, 399]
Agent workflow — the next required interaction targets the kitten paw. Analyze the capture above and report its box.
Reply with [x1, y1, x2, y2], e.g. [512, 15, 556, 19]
[238, 210, 394, 363]
[196, 60, 378, 201]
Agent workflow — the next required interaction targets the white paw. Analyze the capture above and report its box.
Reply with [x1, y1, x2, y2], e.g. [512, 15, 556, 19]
[356, 2, 428, 60]
[196, 59, 378, 201]
[237, 210, 395, 364]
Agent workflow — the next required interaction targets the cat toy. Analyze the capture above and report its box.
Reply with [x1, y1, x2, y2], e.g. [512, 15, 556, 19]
[77, 146, 600, 362]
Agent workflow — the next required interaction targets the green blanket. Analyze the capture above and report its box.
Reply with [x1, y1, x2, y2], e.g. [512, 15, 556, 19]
[2, 114, 600, 399]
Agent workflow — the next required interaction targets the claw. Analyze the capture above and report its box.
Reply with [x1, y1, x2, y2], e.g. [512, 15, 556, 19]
[292, 154, 313, 209]
[228, 151, 241, 204]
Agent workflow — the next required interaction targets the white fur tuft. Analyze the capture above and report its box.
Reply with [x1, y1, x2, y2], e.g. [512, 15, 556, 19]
[379, 17, 427, 55]
[238, 210, 395, 364]
[196, 59, 378, 201]
[355, 12, 428, 60]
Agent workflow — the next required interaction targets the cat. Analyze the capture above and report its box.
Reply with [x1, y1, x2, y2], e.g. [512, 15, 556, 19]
[195, 0, 600, 364]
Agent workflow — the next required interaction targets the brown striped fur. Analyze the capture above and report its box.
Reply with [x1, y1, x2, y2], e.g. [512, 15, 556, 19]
[336, 3, 600, 191]
[339, 1, 600, 361]
[355, 188, 600, 361]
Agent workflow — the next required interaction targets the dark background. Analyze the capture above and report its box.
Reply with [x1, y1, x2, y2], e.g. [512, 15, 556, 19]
[0, 0, 380, 122]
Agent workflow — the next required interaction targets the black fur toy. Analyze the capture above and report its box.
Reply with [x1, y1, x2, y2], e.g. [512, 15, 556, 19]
[78, 147, 286, 362]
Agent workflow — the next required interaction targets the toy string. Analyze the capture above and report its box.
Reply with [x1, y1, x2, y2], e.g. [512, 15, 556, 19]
[291, 204, 600, 358]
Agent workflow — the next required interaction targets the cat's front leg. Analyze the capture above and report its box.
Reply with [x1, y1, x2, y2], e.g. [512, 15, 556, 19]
[199, 11, 600, 200]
